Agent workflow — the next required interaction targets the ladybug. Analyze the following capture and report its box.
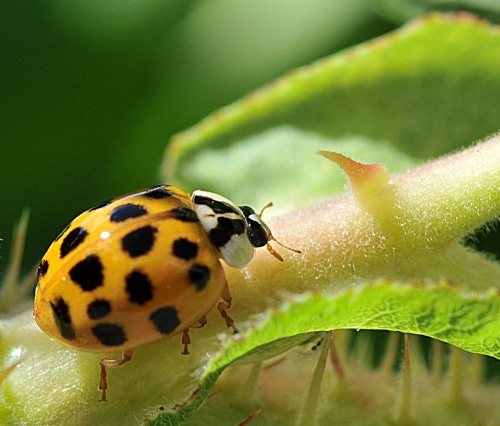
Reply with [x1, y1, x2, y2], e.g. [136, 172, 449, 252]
[34, 185, 299, 401]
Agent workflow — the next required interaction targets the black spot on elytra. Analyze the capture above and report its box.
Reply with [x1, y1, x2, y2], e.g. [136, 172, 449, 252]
[172, 238, 198, 261]
[150, 306, 180, 335]
[92, 323, 127, 346]
[188, 264, 210, 291]
[208, 217, 246, 248]
[110, 203, 148, 223]
[60, 226, 88, 258]
[126, 271, 153, 305]
[50, 297, 75, 340]
[144, 186, 173, 199]
[193, 195, 240, 215]
[69, 254, 104, 291]
[87, 299, 112, 320]
[38, 259, 49, 277]
[121, 226, 157, 258]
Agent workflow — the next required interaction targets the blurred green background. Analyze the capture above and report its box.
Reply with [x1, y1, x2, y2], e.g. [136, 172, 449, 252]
[3, 0, 496, 272]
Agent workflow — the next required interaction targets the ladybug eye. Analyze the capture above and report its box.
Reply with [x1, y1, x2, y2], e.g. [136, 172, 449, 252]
[239, 206, 270, 248]
[242, 202, 302, 262]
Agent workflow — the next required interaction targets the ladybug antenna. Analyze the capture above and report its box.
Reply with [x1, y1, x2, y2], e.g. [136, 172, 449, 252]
[258, 201, 274, 217]
[259, 202, 301, 261]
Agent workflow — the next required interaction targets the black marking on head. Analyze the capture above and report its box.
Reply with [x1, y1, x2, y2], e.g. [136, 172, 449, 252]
[170, 207, 199, 223]
[240, 206, 269, 248]
[38, 259, 49, 278]
[144, 186, 174, 199]
[87, 299, 112, 320]
[69, 254, 104, 291]
[110, 203, 148, 223]
[50, 297, 75, 340]
[149, 306, 180, 335]
[88, 199, 112, 212]
[121, 226, 157, 258]
[172, 238, 198, 261]
[92, 323, 127, 346]
[55, 222, 71, 242]
[126, 270, 154, 305]
[60, 226, 88, 258]
[188, 263, 210, 291]
[193, 195, 240, 215]
[239, 206, 256, 216]
[208, 217, 246, 248]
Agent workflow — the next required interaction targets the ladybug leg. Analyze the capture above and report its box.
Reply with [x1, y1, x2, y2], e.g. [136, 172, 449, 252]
[98, 348, 134, 402]
[218, 280, 239, 334]
[190, 315, 208, 329]
[181, 316, 208, 355]
[181, 329, 191, 355]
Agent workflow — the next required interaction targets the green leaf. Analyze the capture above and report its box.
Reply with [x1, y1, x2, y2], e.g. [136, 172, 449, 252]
[151, 280, 500, 425]
[164, 14, 500, 209]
